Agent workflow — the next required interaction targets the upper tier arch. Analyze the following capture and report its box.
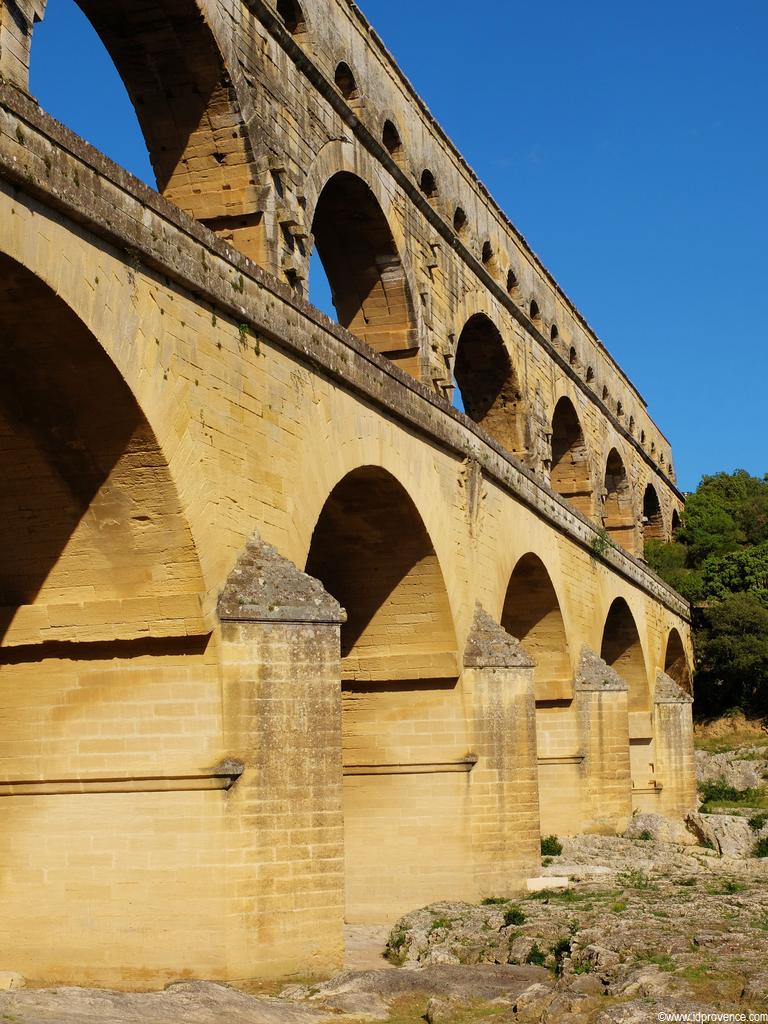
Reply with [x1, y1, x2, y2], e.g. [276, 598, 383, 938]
[310, 170, 420, 376]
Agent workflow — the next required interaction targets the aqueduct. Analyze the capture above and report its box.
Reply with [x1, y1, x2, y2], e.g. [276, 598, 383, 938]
[0, 0, 694, 988]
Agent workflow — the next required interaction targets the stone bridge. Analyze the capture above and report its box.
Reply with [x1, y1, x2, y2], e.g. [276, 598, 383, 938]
[0, 0, 694, 989]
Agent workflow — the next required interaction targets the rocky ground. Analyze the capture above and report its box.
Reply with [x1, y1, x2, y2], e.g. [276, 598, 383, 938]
[3, 725, 768, 1023]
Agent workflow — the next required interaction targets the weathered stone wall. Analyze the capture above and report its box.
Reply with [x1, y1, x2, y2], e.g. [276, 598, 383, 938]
[0, 0, 695, 986]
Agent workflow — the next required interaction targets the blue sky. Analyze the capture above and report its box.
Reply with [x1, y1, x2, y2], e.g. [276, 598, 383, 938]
[30, 0, 767, 492]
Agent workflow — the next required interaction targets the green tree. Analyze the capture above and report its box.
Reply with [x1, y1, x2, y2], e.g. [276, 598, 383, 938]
[699, 542, 768, 604]
[695, 593, 768, 717]
[644, 539, 702, 603]
[679, 471, 768, 561]
[645, 470, 768, 717]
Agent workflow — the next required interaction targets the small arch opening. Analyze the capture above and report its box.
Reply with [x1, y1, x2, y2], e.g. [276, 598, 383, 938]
[671, 508, 682, 536]
[530, 299, 541, 323]
[550, 397, 593, 517]
[382, 119, 402, 158]
[481, 241, 495, 267]
[586, 366, 595, 383]
[569, 345, 578, 366]
[629, 416, 635, 434]
[420, 169, 438, 199]
[453, 207, 468, 234]
[276, 0, 305, 34]
[335, 61, 358, 101]
[551, 324, 560, 343]
[602, 385, 609, 401]
[453, 313, 523, 455]
[506, 268, 520, 296]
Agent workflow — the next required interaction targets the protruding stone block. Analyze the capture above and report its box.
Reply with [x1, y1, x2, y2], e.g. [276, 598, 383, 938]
[218, 535, 346, 624]
[464, 603, 536, 669]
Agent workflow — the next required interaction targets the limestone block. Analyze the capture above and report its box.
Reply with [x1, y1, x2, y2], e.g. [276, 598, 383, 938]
[0, 973, 25, 991]
[526, 876, 569, 892]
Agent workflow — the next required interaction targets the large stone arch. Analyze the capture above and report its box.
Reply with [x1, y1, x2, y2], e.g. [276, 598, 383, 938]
[600, 596, 655, 799]
[310, 170, 420, 375]
[600, 597, 649, 713]
[304, 465, 466, 922]
[305, 465, 457, 681]
[501, 552, 584, 834]
[501, 552, 571, 698]
[664, 627, 693, 695]
[550, 395, 594, 517]
[289, 429, 459, 620]
[0, 252, 204, 645]
[0, 189, 226, 602]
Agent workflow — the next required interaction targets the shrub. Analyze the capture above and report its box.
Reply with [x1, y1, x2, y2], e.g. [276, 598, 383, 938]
[480, 896, 507, 906]
[525, 943, 546, 966]
[707, 878, 746, 895]
[385, 927, 408, 964]
[551, 937, 572, 976]
[590, 527, 612, 558]
[638, 829, 653, 841]
[699, 778, 744, 804]
[503, 906, 526, 927]
[617, 868, 652, 890]
[749, 812, 768, 831]
[541, 835, 563, 857]
[698, 777, 764, 810]
[753, 837, 768, 858]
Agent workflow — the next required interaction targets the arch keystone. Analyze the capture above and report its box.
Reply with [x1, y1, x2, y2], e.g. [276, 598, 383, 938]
[654, 670, 693, 705]
[218, 534, 346, 624]
[574, 646, 628, 692]
[464, 603, 536, 669]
